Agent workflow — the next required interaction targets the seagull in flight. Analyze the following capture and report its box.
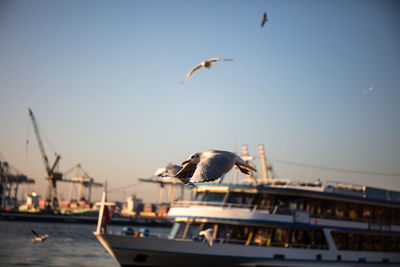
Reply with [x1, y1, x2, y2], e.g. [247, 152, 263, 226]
[182, 58, 233, 84]
[174, 150, 257, 184]
[199, 228, 214, 248]
[363, 85, 374, 94]
[31, 229, 49, 243]
[154, 163, 183, 177]
[261, 12, 268, 27]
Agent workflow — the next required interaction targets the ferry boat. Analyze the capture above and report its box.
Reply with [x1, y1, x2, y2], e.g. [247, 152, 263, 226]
[94, 180, 400, 266]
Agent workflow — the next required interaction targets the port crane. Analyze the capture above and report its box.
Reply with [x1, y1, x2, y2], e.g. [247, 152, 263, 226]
[63, 164, 103, 203]
[28, 108, 63, 212]
[0, 159, 35, 210]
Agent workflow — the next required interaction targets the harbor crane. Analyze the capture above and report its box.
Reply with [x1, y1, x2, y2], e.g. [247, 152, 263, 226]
[62, 164, 103, 203]
[0, 160, 35, 210]
[28, 108, 63, 212]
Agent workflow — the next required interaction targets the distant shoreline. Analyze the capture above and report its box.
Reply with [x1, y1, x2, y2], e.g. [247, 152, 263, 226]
[0, 211, 172, 227]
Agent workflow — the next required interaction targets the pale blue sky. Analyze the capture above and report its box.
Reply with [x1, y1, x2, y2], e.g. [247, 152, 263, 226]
[1, 0, 399, 202]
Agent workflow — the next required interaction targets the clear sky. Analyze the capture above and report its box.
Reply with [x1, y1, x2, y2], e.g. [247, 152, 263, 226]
[1, 0, 399, 203]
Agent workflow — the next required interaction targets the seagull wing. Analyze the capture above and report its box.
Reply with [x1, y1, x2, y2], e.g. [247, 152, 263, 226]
[174, 162, 197, 183]
[207, 57, 233, 63]
[190, 151, 235, 183]
[166, 164, 183, 176]
[183, 64, 202, 83]
[199, 228, 213, 248]
[155, 167, 167, 177]
[32, 229, 40, 238]
[261, 12, 268, 27]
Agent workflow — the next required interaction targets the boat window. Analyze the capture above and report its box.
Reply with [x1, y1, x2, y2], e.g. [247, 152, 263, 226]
[174, 223, 186, 239]
[230, 225, 247, 244]
[348, 203, 360, 220]
[202, 192, 225, 203]
[214, 224, 233, 243]
[332, 231, 400, 252]
[296, 198, 306, 210]
[272, 228, 290, 247]
[292, 229, 308, 248]
[253, 228, 273, 246]
[384, 236, 397, 252]
[194, 192, 205, 201]
[185, 223, 201, 240]
[255, 194, 273, 210]
[383, 207, 391, 223]
[197, 223, 329, 250]
[360, 234, 373, 251]
[332, 232, 348, 250]
[307, 199, 322, 217]
[391, 208, 400, 224]
[374, 206, 385, 223]
[226, 192, 254, 206]
[322, 200, 334, 218]
[373, 235, 384, 251]
[274, 196, 297, 215]
[169, 223, 181, 239]
[347, 233, 360, 250]
[362, 205, 374, 220]
[334, 201, 347, 218]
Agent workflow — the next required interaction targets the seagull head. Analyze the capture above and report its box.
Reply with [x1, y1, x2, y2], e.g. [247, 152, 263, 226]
[182, 152, 201, 165]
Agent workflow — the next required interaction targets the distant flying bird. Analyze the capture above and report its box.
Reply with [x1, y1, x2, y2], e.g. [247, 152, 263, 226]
[182, 58, 233, 84]
[174, 150, 257, 184]
[363, 85, 374, 94]
[154, 163, 183, 177]
[199, 228, 214, 248]
[261, 12, 268, 27]
[31, 229, 48, 243]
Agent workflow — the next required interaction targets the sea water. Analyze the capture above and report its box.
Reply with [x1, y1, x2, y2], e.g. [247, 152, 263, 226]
[0, 220, 170, 267]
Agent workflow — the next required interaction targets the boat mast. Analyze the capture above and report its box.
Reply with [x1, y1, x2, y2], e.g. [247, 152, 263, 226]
[258, 144, 269, 185]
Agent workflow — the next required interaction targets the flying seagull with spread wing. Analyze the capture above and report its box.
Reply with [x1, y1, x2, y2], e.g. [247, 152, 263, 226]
[182, 58, 233, 84]
[199, 228, 214, 248]
[174, 150, 257, 184]
[363, 85, 374, 94]
[31, 229, 49, 243]
[261, 12, 268, 27]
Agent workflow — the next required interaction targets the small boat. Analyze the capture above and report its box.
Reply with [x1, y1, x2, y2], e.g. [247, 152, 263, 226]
[94, 180, 400, 266]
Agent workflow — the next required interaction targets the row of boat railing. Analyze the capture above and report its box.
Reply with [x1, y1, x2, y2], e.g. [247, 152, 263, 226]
[171, 200, 398, 226]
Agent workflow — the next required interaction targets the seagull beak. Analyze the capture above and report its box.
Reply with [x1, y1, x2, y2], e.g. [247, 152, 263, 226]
[182, 160, 189, 165]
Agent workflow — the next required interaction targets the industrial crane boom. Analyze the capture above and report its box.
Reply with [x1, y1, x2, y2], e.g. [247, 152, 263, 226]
[28, 108, 61, 176]
[28, 107, 62, 211]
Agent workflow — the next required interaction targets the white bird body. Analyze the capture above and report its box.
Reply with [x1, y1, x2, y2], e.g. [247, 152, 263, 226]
[174, 150, 257, 184]
[198, 228, 214, 248]
[182, 58, 233, 83]
[31, 229, 48, 243]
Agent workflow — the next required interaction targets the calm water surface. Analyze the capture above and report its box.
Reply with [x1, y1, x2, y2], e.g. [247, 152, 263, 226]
[0, 220, 170, 267]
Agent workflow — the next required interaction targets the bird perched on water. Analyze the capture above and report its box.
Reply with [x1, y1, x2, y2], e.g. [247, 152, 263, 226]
[261, 12, 268, 27]
[174, 150, 257, 184]
[182, 58, 233, 84]
[31, 229, 49, 243]
[198, 228, 214, 248]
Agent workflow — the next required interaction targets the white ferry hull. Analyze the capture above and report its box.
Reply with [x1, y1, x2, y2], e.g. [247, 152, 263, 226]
[95, 233, 399, 266]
